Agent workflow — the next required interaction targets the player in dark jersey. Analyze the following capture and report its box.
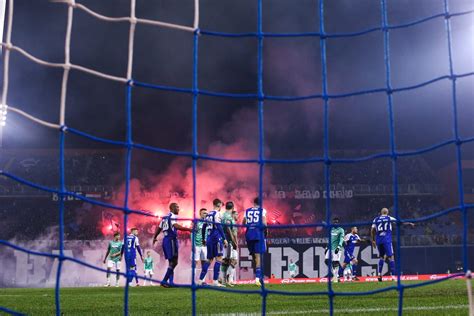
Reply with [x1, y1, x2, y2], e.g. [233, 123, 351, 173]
[153, 203, 193, 287]
[243, 197, 267, 286]
[371, 208, 414, 281]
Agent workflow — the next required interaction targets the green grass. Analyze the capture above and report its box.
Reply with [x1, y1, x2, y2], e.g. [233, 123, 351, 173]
[0, 280, 471, 315]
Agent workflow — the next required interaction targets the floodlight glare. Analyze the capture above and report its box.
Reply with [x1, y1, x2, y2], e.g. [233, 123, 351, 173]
[0, 104, 7, 127]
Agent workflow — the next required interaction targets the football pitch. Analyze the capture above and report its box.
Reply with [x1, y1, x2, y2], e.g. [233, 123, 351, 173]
[0, 280, 471, 315]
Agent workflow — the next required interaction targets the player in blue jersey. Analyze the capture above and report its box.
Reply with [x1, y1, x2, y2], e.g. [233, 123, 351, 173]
[371, 208, 414, 281]
[340, 226, 362, 281]
[243, 197, 267, 286]
[198, 198, 228, 287]
[152, 203, 193, 287]
[122, 227, 143, 287]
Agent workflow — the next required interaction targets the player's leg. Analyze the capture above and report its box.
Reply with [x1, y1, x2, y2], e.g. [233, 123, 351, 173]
[254, 238, 266, 285]
[377, 243, 386, 281]
[386, 243, 396, 276]
[339, 262, 347, 280]
[324, 247, 331, 277]
[351, 258, 359, 281]
[105, 260, 114, 286]
[191, 246, 200, 283]
[124, 259, 130, 285]
[106, 268, 111, 286]
[211, 239, 225, 286]
[134, 263, 139, 286]
[227, 260, 236, 286]
[340, 251, 351, 278]
[219, 259, 227, 284]
[133, 258, 139, 286]
[128, 260, 138, 286]
[254, 253, 262, 285]
[220, 245, 232, 284]
[331, 250, 341, 283]
[161, 237, 174, 286]
[161, 257, 177, 287]
[198, 240, 214, 284]
[125, 258, 134, 286]
[163, 239, 179, 287]
[250, 240, 262, 285]
[105, 268, 111, 286]
[115, 261, 121, 287]
[161, 259, 173, 286]
[149, 270, 154, 285]
[324, 248, 338, 281]
[227, 249, 238, 286]
[197, 246, 209, 285]
[170, 257, 178, 285]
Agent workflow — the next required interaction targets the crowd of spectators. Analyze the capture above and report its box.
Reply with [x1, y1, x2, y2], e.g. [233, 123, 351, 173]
[0, 150, 123, 187]
[0, 150, 469, 246]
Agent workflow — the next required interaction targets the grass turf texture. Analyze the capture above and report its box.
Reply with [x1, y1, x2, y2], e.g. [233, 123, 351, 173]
[0, 280, 470, 315]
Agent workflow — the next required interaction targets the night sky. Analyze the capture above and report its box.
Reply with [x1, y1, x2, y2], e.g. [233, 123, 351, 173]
[1, 0, 473, 169]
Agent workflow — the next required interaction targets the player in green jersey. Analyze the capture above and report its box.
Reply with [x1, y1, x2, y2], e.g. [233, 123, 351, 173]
[220, 201, 238, 286]
[103, 232, 123, 287]
[143, 251, 154, 286]
[226, 209, 239, 286]
[324, 217, 344, 283]
[288, 259, 297, 278]
[191, 208, 209, 280]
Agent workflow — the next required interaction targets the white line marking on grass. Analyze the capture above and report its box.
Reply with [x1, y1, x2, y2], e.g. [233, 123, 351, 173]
[209, 304, 468, 316]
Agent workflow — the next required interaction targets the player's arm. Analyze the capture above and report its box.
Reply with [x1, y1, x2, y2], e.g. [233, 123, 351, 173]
[173, 223, 193, 232]
[103, 244, 111, 264]
[370, 225, 376, 248]
[153, 222, 163, 245]
[136, 238, 143, 261]
[226, 223, 237, 249]
[336, 230, 344, 253]
[403, 222, 415, 227]
[262, 210, 268, 238]
[137, 245, 143, 261]
[201, 220, 207, 246]
[215, 213, 227, 245]
[355, 234, 364, 244]
[120, 243, 124, 259]
[390, 216, 415, 227]
[232, 229, 238, 249]
[343, 233, 350, 247]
